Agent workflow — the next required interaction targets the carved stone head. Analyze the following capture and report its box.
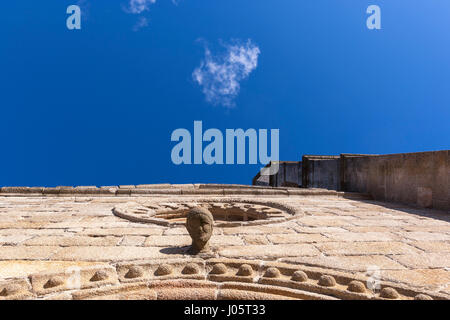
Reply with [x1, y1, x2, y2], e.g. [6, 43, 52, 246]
[186, 207, 214, 254]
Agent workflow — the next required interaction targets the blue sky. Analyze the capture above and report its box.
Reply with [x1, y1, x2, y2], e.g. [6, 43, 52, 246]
[1, 1, 449, 187]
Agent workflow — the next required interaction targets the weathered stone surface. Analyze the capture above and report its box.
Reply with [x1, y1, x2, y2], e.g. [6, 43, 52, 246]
[149, 280, 216, 300]
[217, 288, 298, 300]
[267, 233, 328, 244]
[411, 241, 450, 253]
[120, 236, 146, 246]
[0, 228, 67, 236]
[399, 232, 450, 242]
[263, 267, 281, 278]
[23, 236, 121, 247]
[390, 253, 450, 269]
[294, 226, 348, 234]
[145, 235, 191, 247]
[136, 184, 172, 189]
[344, 226, 399, 233]
[0, 261, 105, 279]
[80, 227, 163, 236]
[0, 221, 47, 229]
[217, 282, 332, 300]
[323, 232, 399, 242]
[341, 150, 450, 211]
[296, 216, 356, 227]
[0, 246, 60, 260]
[291, 270, 308, 282]
[243, 235, 270, 245]
[315, 242, 420, 255]
[380, 287, 399, 299]
[381, 269, 450, 289]
[163, 228, 189, 235]
[0, 189, 449, 300]
[0, 279, 33, 299]
[144, 235, 243, 247]
[281, 255, 406, 272]
[318, 275, 336, 287]
[236, 264, 254, 276]
[347, 281, 366, 293]
[0, 235, 33, 245]
[223, 226, 295, 235]
[74, 285, 157, 300]
[402, 225, 450, 233]
[219, 244, 320, 259]
[51, 246, 182, 261]
[29, 266, 118, 296]
[350, 219, 407, 227]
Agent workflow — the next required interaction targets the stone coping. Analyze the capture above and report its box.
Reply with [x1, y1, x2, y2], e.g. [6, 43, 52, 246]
[0, 184, 369, 198]
[0, 258, 446, 300]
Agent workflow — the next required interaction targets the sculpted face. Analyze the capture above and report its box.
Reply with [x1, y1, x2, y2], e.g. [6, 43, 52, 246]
[186, 207, 214, 254]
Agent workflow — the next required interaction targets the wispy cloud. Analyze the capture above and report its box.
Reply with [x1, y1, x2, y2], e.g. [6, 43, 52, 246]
[133, 16, 149, 31]
[123, 0, 156, 30]
[127, 0, 156, 14]
[192, 39, 260, 107]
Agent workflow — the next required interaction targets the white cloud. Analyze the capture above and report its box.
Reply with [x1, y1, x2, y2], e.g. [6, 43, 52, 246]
[192, 40, 260, 107]
[128, 0, 156, 14]
[133, 16, 149, 31]
[124, 0, 156, 30]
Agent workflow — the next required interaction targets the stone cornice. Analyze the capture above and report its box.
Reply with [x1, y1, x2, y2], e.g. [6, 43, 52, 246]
[0, 184, 370, 199]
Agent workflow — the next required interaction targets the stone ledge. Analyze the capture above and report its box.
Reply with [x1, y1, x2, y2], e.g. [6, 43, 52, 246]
[0, 184, 347, 197]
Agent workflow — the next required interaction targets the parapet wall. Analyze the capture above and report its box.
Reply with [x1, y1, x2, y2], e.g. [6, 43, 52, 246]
[251, 151, 449, 210]
[252, 161, 302, 187]
[341, 150, 449, 211]
[302, 155, 340, 190]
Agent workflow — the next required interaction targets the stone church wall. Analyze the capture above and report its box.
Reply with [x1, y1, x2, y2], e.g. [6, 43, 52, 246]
[341, 150, 449, 211]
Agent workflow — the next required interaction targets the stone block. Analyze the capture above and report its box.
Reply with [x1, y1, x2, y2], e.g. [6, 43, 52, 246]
[135, 184, 172, 189]
[30, 265, 119, 296]
[51, 246, 182, 261]
[218, 244, 320, 259]
[80, 227, 163, 236]
[267, 233, 329, 244]
[23, 235, 121, 247]
[315, 242, 420, 255]
[0, 279, 33, 300]
[0, 246, 60, 260]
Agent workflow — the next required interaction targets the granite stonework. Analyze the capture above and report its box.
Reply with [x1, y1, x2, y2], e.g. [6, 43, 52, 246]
[340, 150, 450, 211]
[255, 150, 449, 211]
[0, 184, 449, 300]
[253, 161, 302, 187]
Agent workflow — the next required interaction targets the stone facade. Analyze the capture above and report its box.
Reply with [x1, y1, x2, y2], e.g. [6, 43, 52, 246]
[0, 184, 449, 300]
[301, 155, 341, 190]
[255, 150, 449, 211]
[252, 161, 302, 187]
[341, 150, 449, 211]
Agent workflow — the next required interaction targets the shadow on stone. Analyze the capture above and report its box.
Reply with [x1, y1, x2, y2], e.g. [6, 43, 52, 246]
[353, 199, 450, 224]
[160, 246, 191, 255]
